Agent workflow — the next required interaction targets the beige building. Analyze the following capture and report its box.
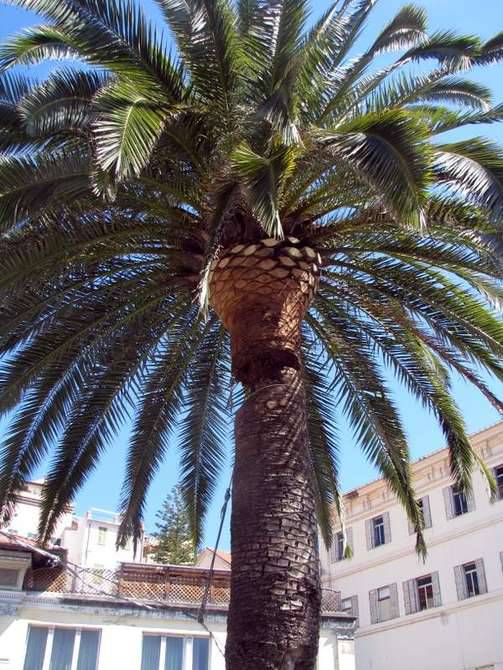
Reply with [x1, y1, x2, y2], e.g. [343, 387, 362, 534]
[321, 421, 503, 670]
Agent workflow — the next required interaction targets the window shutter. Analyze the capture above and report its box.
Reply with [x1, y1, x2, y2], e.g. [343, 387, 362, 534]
[475, 559, 488, 594]
[454, 565, 467, 600]
[423, 496, 432, 528]
[383, 512, 392, 544]
[346, 527, 354, 556]
[443, 487, 454, 520]
[369, 589, 378, 624]
[365, 519, 374, 550]
[351, 595, 359, 622]
[466, 491, 476, 513]
[402, 579, 416, 615]
[335, 591, 342, 611]
[390, 583, 399, 619]
[431, 571, 442, 607]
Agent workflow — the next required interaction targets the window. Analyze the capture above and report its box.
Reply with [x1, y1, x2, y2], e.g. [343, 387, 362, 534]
[369, 584, 399, 624]
[373, 517, 385, 547]
[340, 595, 359, 623]
[331, 532, 344, 562]
[444, 485, 474, 520]
[464, 563, 480, 597]
[454, 559, 488, 600]
[453, 486, 468, 516]
[141, 635, 209, 670]
[0, 550, 31, 591]
[403, 572, 441, 614]
[97, 527, 107, 546]
[0, 567, 19, 588]
[329, 528, 353, 562]
[417, 576, 434, 610]
[341, 597, 352, 613]
[495, 465, 503, 500]
[366, 513, 391, 550]
[23, 626, 100, 670]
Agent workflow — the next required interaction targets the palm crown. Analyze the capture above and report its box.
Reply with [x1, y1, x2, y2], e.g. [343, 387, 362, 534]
[1, 0, 503, 553]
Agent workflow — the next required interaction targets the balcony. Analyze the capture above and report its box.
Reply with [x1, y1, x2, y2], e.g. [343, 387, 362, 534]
[23, 562, 342, 614]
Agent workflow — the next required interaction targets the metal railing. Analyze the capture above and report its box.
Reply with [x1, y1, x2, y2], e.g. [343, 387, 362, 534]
[23, 563, 342, 613]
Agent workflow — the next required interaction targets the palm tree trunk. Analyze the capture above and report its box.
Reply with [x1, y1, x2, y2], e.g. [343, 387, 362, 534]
[227, 367, 321, 669]
[209, 238, 322, 669]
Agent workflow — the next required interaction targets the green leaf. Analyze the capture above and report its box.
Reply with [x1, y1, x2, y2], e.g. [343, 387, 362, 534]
[318, 110, 431, 226]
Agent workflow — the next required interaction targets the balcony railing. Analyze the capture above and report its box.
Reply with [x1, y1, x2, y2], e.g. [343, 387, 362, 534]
[23, 562, 342, 614]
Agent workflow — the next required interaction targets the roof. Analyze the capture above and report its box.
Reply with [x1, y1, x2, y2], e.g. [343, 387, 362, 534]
[202, 547, 231, 565]
[0, 531, 65, 568]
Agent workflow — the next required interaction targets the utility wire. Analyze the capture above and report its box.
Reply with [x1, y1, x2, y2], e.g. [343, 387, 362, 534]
[197, 484, 231, 626]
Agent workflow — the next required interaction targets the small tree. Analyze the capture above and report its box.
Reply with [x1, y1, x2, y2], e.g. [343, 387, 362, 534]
[149, 487, 194, 565]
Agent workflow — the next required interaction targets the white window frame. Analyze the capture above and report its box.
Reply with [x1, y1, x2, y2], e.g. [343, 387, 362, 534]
[464, 563, 480, 597]
[25, 625, 101, 670]
[141, 634, 211, 670]
[97, 526, 108, 546]
[373, 517, 385, 547]
[416, 575, 434, 611]
[452, 486, 468, 516]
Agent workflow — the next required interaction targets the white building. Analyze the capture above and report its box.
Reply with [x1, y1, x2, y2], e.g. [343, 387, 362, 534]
[321, 421, 503, 670]
[4, 481, 143, 569]
[0, 538, 355, 670]
[4, 481, 74, 545]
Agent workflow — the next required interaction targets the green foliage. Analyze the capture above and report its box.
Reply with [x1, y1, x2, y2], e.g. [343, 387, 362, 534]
[148, 485, 195, 565]
[0, 0, 502, 554]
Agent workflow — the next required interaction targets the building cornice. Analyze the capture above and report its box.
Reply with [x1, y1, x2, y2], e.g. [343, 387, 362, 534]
[338, 423, 503, 522]
[2, 591, 355, 634]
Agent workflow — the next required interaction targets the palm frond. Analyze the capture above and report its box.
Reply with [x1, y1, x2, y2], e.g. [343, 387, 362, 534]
[434, 139, 503, 221]
[179, 324, 230, 547]
[317, 110, 431, 226]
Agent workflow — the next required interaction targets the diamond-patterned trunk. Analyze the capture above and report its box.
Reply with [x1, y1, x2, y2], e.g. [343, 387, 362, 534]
[210, 238, 321, 670]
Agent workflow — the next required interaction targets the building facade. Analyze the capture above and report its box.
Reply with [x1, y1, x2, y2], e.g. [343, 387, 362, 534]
[0, 539, 355, 670]
[321, 421, 503, 670]
[4, 482, 143, 569]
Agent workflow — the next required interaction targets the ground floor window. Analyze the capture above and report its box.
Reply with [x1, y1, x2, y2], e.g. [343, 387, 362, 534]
[141, 635, 209, 670]
[23, 626, 100, 670]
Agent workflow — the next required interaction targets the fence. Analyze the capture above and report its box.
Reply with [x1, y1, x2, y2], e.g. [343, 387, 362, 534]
[23, 563, 342, 613]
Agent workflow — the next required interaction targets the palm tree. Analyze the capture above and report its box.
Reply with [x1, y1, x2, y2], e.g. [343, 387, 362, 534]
[1, 0, 503, 666]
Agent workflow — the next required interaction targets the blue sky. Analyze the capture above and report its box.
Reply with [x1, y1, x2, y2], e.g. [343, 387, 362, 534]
[1, 0, 502, 550]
